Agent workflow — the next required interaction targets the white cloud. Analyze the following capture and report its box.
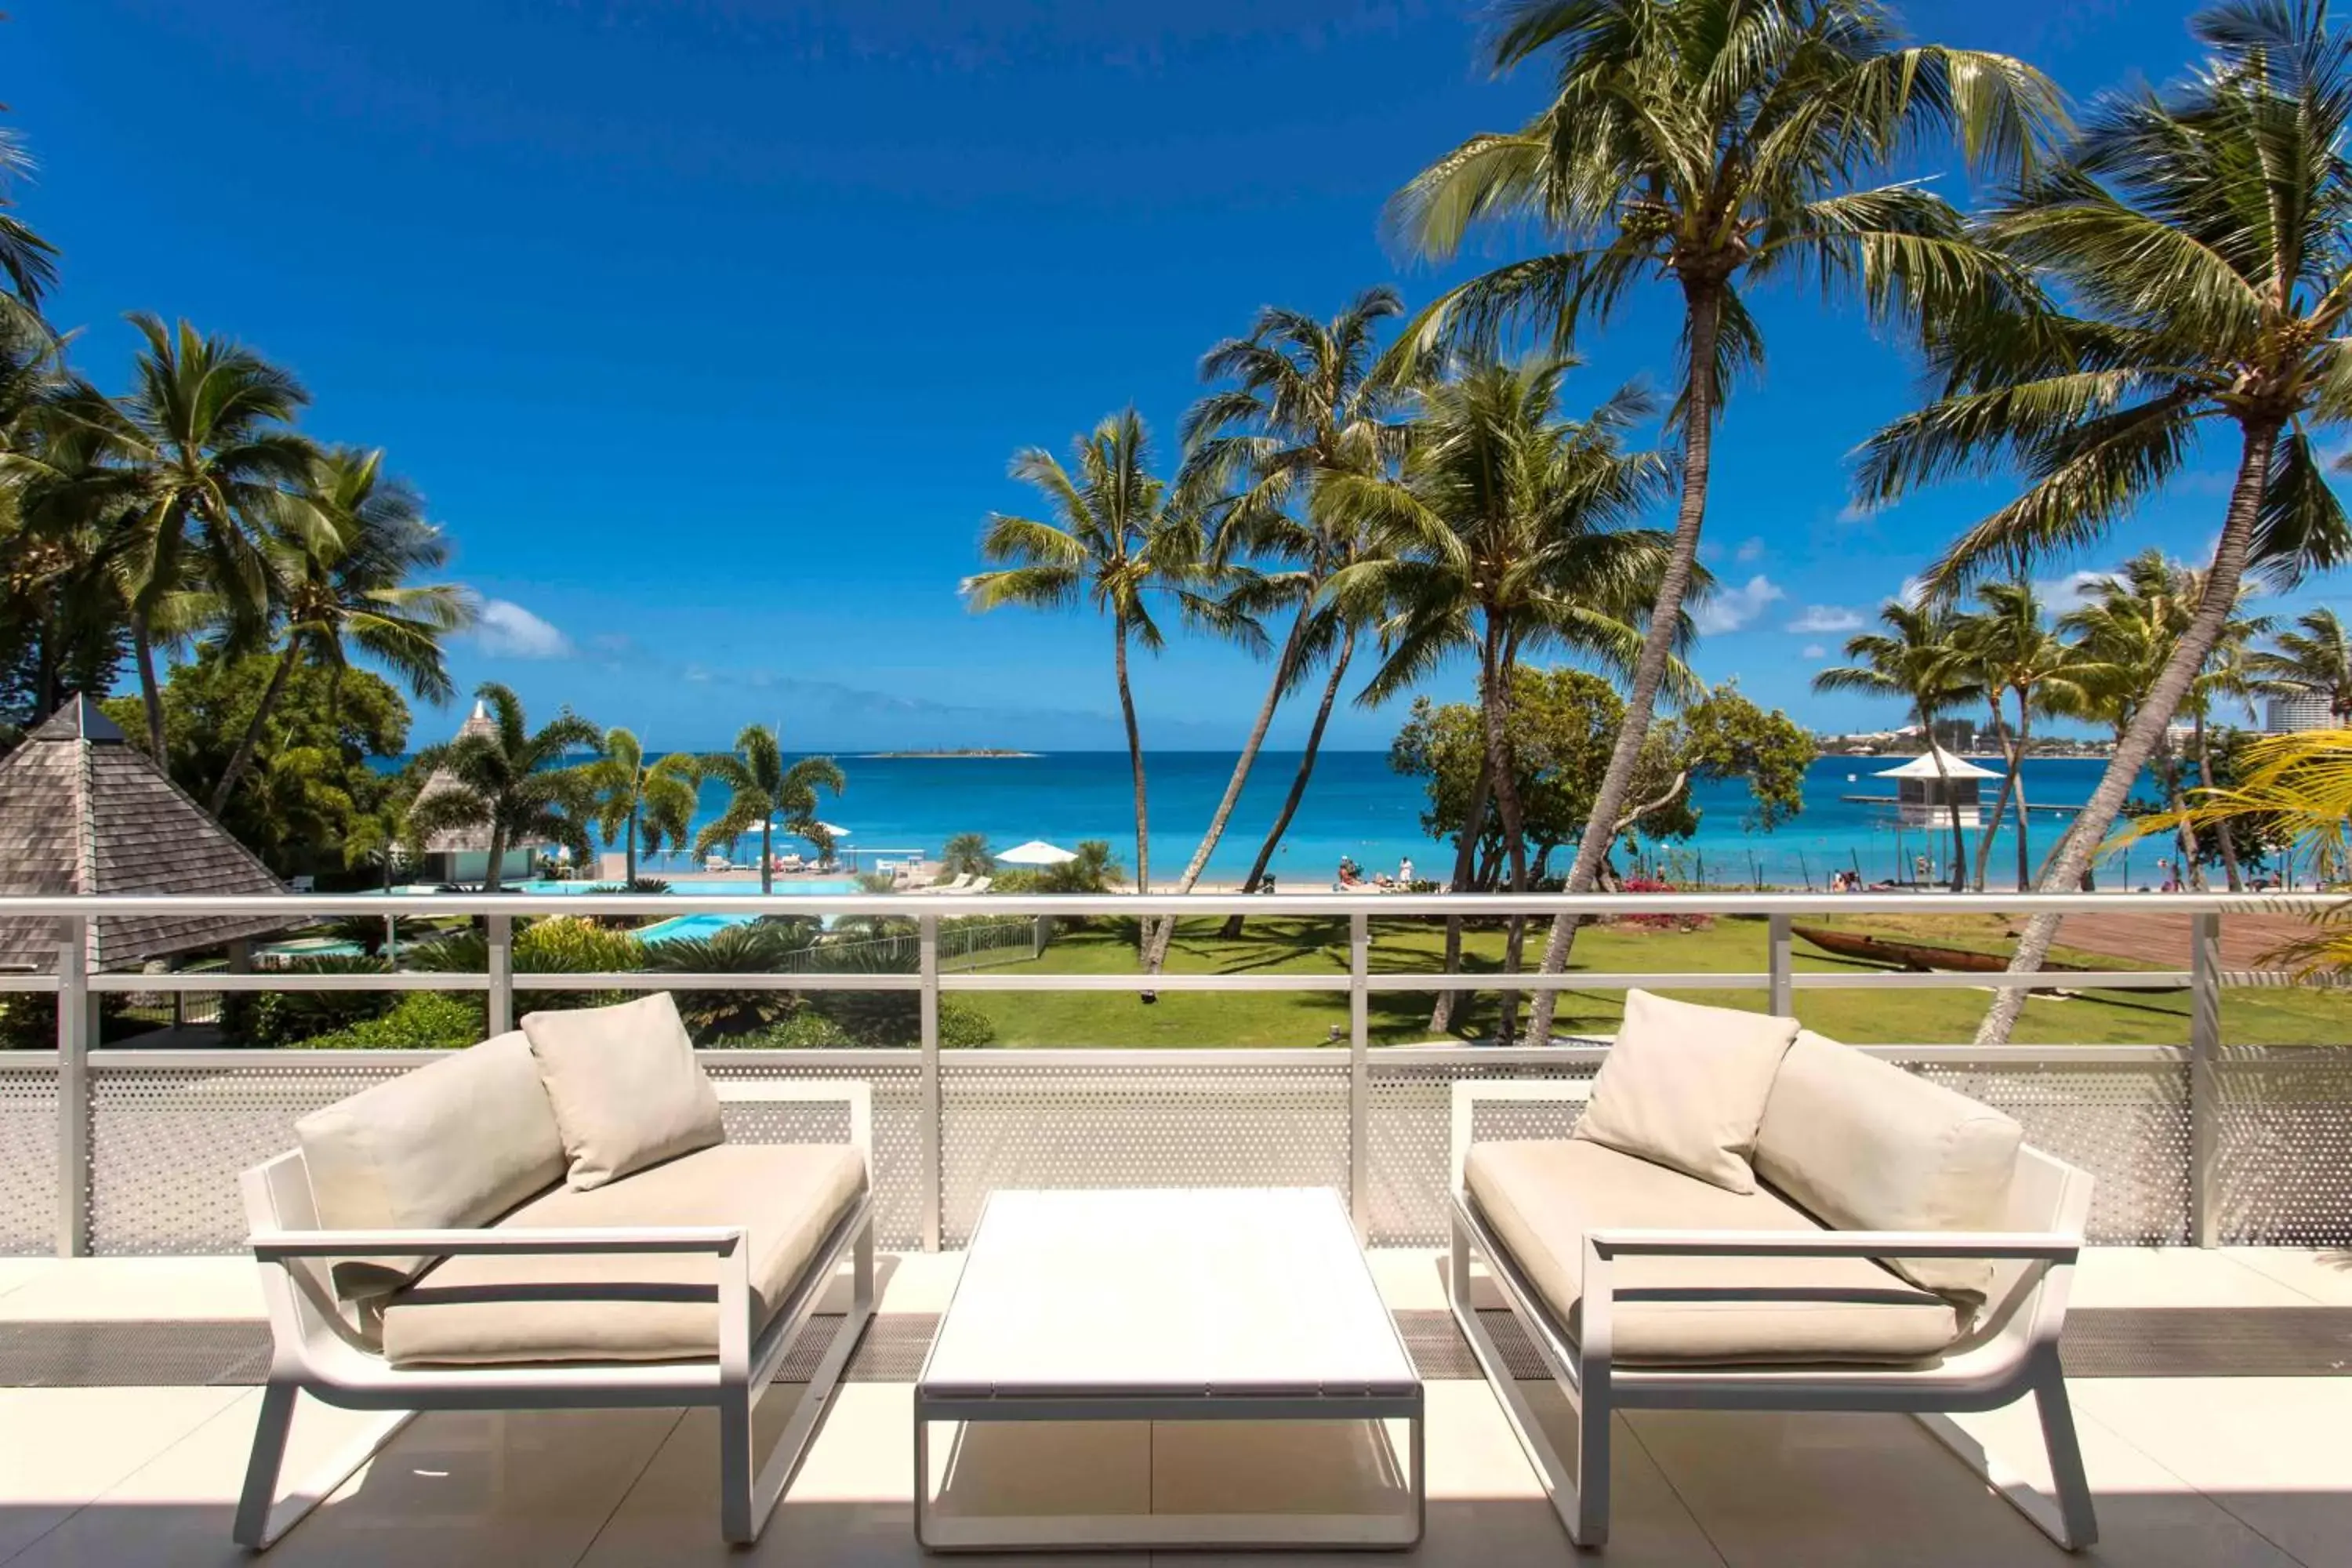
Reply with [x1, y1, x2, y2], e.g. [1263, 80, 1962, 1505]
[1802, 644, 1828, 659]
[1734, 536, 1766, 564]
[1693, 575, 1785, 634]
[2033, 570, 2109, 613]
[473, 600, 574, 659]
[1896, 574, 1931, 608]
[1835, 499, 1875, 524]
[1785, 604, 1864, 634]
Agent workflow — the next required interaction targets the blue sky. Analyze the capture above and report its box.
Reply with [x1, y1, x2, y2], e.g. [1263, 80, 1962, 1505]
[10, 0, 2334, 751]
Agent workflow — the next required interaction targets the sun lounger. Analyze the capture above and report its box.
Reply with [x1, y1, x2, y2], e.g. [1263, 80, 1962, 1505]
[234, 995, 874, 1551]
[946, 876, 992, 895]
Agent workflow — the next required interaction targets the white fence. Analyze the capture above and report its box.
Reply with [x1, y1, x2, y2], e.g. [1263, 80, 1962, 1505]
[1, 889, 2345, 1258]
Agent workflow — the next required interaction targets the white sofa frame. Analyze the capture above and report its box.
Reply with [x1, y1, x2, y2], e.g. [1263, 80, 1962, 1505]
[232, 1080, 877, 1551]
[1448, 1080, 2097, 1553]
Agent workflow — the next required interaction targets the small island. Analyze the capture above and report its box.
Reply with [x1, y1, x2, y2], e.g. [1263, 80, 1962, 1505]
[858, 748, 1041, 759]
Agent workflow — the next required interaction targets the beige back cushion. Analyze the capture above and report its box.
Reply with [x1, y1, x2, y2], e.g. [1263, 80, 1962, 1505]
[522, 993, 724, 1190]
[1572, 989, 1800, 1194]
[295, 1031, 567, 1299]
[1755, 1030, 2024, 1304]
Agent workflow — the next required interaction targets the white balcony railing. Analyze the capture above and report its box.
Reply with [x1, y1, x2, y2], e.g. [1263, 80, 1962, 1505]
[1, 890, 2345, 1261]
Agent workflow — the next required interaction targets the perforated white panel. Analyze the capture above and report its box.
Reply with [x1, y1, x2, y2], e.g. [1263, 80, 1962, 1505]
[2216, 1051, 2352, 1245]
[1365, 1064, 1595, 1245]
[0, 1064, 58, 1255]
[939, 1062, 1350, 1247]
[705, 1059, 924, 1249]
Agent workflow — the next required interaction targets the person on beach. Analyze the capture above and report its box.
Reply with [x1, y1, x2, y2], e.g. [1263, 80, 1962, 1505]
[1337, 857, 1367, 889]
[1398, 855, 1414, 887]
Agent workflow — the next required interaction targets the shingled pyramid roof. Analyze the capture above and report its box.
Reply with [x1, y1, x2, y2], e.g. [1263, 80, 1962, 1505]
[0, 697, 289, 972]
[416, 699, 500, 854]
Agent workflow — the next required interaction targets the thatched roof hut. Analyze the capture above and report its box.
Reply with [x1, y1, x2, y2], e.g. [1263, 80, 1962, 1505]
[0, 698, 289, 972]
[412, 698, 556, 882]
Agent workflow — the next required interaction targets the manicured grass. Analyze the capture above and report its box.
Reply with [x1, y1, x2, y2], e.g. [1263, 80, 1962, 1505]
[957, 916, 2343, 1048]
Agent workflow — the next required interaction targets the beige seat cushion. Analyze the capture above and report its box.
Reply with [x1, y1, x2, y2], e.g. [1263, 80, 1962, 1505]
[379, 1142, 866, 1367]
[1465, 1138, 1962, 1366]
[1755, 1031, 2024, 1305]
[1572, 989, 1799, 1194]
[296, 1032, 566, 1301]
[521, 993, 725, 1190]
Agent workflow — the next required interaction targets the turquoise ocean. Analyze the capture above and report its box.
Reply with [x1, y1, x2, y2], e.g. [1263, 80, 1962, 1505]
[554, 751, 2171, 890]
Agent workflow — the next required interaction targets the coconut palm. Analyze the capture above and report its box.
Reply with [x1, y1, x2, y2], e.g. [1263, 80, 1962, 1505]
[939, 833, 995, 878]
[963, 408, 1258, 917]
[1386, 0, 2061, 1042]
[694, 723, 844, 895]
[1167, 288, 1411, 954]
[1951, 581, 2102, 889]
[587, 728, 703, 884]
[1813, 601, 1986, 890]
[207, 448, 471, 812]
[49, 316, 319, 758]
[2250, 607, 2352, 722]
[1859, 0, 2352, 1041]
[0, 329, 130, 720]
[1327, 356, 1679, 1036]
[0, 128, 56, 330]
[406, 682, 601, 892]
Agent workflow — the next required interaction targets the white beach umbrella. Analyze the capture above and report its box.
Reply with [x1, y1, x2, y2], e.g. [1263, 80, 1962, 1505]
[808, 822, 850, 840]
[998, 839, 1077, 866]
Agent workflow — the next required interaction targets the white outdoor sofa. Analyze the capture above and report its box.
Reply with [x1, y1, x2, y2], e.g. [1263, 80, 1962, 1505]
[234, 993, 875, 1550]
[1450, 991, 2096, 1552]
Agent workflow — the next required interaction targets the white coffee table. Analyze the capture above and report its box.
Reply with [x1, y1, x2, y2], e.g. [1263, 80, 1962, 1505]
[914, 1188, 1425, 1552]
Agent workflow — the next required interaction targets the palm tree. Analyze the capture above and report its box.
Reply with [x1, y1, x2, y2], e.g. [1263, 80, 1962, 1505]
[0, 127, 57, 331]
[1813, 601, 1986, 889]
[1859, 0, 2352, 1042]
[2250, 607, 2352, 723]
[1952, 581, 2100, 889]
[208, 448, 471, 812]
[694, 723, 844, 894]
[406, 682, 601, 892]
[963, 409, 1254, 920]
[53, 316, 318, 758]
[1167, 288, 1411, 954]
[1329, 356, 1677, 1036]
[587, 728, 702, 884]
[1387, 0, 2060, 1039]
[939, 833, 995, 878]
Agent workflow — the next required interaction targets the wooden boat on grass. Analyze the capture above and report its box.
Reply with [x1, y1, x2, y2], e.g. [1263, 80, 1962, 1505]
[1789, 923, 2180, 990]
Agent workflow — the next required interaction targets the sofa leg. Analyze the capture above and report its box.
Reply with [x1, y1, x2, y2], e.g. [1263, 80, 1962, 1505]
[1448, 1209, 1606, 1548]
[1914, 1358, 2097, 1552]
[719, 1382, 757, 1545]
[232, 1383, 414, 1551]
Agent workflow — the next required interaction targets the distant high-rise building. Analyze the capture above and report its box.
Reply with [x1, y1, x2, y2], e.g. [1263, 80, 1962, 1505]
[2264, 694, 2336, 733]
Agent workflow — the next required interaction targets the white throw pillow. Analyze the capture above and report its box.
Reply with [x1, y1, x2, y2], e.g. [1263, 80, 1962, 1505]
[1573, 989, 1800, 1194]
[521, 993, 724, 1190]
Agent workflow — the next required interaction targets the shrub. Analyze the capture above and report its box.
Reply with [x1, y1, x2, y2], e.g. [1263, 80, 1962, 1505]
[405, 916, 645, 1012]
[643, 920, 824, 1040]
[297, 992, 488, 1050]
[222, 956, 399, 1047]
[1611, 877, 1711, 932]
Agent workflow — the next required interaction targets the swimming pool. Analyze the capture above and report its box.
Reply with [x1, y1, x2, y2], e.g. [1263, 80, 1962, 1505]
[506, 877, 862, 897]
[636, 912, 760, 943]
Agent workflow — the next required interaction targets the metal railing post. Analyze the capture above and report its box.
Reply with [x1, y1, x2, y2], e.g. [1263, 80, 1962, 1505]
[487, 914, 513, 1036]
[1348, 911, 1370, 1241]
[2190, 911, 2221, 1249]
[56, 916, 89, 1258]
[1766, 914, 1793, 1017]
[920, 913, 942, 1253]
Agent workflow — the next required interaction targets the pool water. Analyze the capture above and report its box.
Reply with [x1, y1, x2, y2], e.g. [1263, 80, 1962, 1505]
[636, 913, 759, 943]
[508, 877, 862, 897]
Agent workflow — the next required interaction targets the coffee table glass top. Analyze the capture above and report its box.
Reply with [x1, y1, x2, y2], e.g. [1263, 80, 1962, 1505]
[920, 1189, 1417, 1399]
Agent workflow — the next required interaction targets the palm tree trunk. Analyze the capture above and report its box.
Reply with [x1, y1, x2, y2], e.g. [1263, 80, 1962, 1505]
[625, 804, 641, 885]
[1430, 751, 1493, 1034]
[1527, 281, 1721, 1043]
[2196, 711, 2243, 891]
[1976, 416, 2281, 1045]
[129, 605, 166, 760]
[1220, 634, 1354, 939]
[1112, 617, 1149, 952]
[2013, 713, 2034, 892]
[760, 820, 773, 895]
[1480, 622, 1532, 1042]
[209, 643, 299, 814]
[484, 825, 508, 893]
[1925, 710, 1967, 892]
[2159, 732, 2202, 890]
[1973, 699, 2018, 891]
[1144, 609, 1305, 973]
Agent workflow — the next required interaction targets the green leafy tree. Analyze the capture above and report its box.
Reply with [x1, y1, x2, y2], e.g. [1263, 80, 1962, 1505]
[964, 409, 1257, 920]
[1388, 0, 2060, 1039]
[693, 723, 844, 894]
[1330, 357, 1677, 1035]
[0, 125, 56, 331]
[939, 832, 995, 878]
[1860, 0, 2352, 1042]
[2250, 607, 2352, 723]
[208, 448, 469, 812]
[587, 728, 702, 884]
[1813, 601, 1987, 889]
[1177, 289, 1410, 942]
[406, 681, 599, 891]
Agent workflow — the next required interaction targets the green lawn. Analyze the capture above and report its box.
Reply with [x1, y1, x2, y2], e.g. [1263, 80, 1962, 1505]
[956, 916, 2343, 1048]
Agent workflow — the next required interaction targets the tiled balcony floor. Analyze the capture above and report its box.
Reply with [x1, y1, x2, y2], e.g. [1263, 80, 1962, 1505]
[0, 1247, 2347, 1566]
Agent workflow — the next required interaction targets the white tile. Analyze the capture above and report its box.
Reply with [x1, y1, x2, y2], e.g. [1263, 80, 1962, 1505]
[1365, 1249, 1450, 1312]
[873, 1250, 964, 1315]
[2075, 1377, 2352, 1568]
[0, 1259, 261, 1323]
[0, 1387, 245, 1564]
[2067, 1248, 2312, 1310]
[0, 1260, 60, 1305]
[2222, 1248, 2352, 1306]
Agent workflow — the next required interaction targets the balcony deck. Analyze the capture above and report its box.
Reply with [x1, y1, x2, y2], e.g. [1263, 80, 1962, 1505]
[1, 1245, 2346, 1568]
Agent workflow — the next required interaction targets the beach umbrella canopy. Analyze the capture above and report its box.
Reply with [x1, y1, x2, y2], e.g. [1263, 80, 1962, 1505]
[809, 822, 850, 840]
[998, 839, 1076, 866]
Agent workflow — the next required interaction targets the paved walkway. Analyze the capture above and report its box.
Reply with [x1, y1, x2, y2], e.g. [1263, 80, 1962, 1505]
[2055, 909, 2312, 971]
